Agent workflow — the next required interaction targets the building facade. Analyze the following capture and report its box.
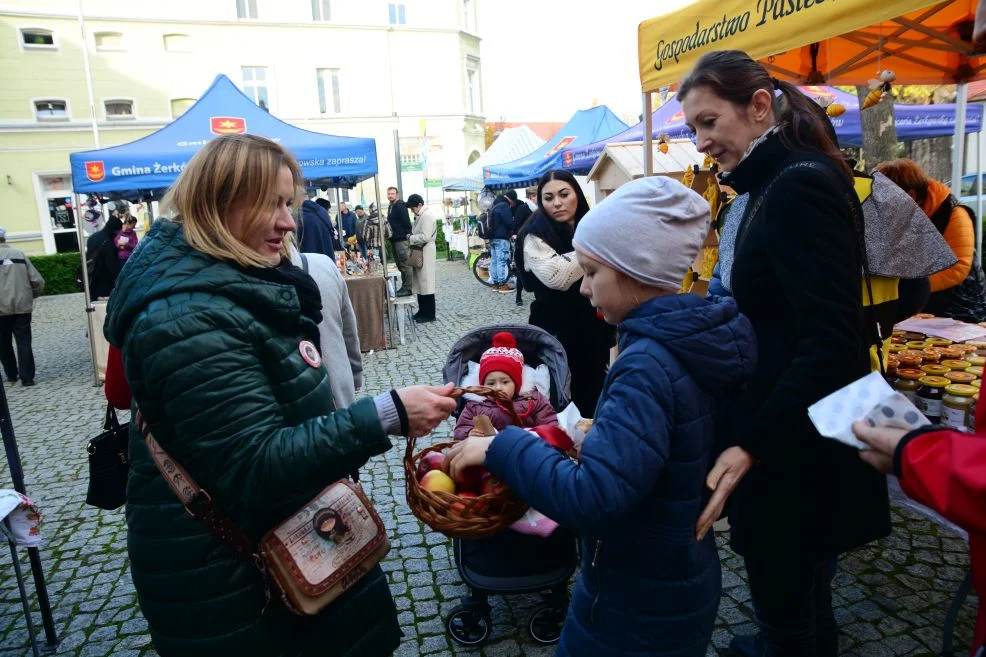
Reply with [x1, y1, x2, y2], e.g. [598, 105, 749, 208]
[0, 0, 486, 254]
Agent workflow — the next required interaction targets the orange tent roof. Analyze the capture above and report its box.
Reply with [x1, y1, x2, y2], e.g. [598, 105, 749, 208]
[639, 0, 985, 92]
[762, 1, 984, 86]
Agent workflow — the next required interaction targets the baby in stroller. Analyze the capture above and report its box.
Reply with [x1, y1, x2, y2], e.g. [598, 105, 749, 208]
[441, 324, 579, 647]
[453, 331, 558, 440]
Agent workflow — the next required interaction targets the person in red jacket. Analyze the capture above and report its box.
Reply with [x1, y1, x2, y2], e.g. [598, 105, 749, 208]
[104, 344, 132, 410]
[852, 416, 986, 656]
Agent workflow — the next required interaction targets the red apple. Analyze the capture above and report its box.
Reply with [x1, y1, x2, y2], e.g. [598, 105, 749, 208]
[451, 492, 480, 515]
[455, 466, 487, 494]
[481, 475, 506, 496]
[420, 470, 456, 494]
[416, 451, 445, 479]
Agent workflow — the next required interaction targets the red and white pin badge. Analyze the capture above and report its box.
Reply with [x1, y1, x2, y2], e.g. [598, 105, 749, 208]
[299, 341, 322, 368]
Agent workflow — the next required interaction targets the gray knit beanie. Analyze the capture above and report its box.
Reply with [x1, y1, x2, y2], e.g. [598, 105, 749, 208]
[573, 176, 710, 289]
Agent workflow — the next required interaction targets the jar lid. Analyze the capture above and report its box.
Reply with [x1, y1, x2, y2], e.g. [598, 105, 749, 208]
[897, 368, 924, 380]
[927, 338, 953, 346]
[942, 359, 972, 370]
[900, 349, 924, 358]
[945, 384, 978, 397]
[967, 366, 985, 377]
[966, 340, 986, 348]
[920, 364, 950, 375]
[937, 348, 963, 359]
[945, 371, 977, 384]
[889, 344, 906, 353]
[903, 332, 928, 340]
[968, 356, 986, 366]
[974, 380, 982, 389]
[907, 341, 931, 349]
[918, 376, 950, 387]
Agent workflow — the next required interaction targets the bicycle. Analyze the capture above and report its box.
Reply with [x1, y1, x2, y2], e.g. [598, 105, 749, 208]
[472, 237, 517, 288]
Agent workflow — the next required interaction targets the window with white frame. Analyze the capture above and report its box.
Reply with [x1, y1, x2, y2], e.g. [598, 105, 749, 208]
[163, 33, 191, 52]
[388, 3, 406, 25]
[170, 98, 196, 118]
[311, 0, 331, 21]
[316, 68, 341, 114]
[242, 67, 269, 110]
[462, 0, 473, 32]
[104, 99, 135, 120]
[236, 0, 258, 19]
[34, 99, 68, 121]
[94, 31, 124, 50]
[466, 59, 481, 114]
[20, 28, 55, 49]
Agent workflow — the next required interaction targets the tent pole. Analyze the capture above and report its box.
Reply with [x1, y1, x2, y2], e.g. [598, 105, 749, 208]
[75, 192, 100, 386]
[952, 83, 968, 199]
[978, 127, 984, 258]
[643, 93, 653, 177]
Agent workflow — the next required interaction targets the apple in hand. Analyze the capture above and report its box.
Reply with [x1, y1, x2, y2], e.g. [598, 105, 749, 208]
[481, 474, 506, 496]
[420, 470, 456, 494]
[416, 451, 446, 479]
[455, 466, 487, 494]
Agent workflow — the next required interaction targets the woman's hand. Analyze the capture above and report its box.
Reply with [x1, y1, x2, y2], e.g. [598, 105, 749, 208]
[696, 446, 753, 540]
[445, 436, 494, 482]
[396, 383, 457, 438]
[852, 421, 908, 475]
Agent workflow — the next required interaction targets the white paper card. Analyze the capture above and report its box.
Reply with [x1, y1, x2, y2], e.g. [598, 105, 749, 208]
[807, 372, 929, 449]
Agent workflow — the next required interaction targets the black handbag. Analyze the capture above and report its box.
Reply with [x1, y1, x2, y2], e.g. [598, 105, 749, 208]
[85, 404, 130, 510]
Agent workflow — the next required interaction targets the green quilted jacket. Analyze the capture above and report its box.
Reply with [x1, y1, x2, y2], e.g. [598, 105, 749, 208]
[104, 220, 401, 657]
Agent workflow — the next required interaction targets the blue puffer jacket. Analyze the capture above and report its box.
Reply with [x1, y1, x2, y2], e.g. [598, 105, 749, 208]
[486, 294, 757, 657]
[490, 196, 514, 240]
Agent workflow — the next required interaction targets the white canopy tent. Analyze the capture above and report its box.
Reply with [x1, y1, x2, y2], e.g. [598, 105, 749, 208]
[442, 126, 545, 191]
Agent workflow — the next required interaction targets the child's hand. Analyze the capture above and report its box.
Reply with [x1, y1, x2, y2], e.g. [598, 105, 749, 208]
[445, 436, 494, 481]
[468, 427, 490, 437]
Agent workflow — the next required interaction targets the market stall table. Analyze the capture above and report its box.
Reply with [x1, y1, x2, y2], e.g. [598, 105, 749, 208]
[343, 275, 387, 352]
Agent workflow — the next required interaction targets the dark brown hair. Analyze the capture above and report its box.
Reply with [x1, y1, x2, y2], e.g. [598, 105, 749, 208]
[678, 50, 851, 179]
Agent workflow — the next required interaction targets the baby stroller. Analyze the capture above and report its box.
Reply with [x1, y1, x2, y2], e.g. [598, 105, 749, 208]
[440, 323, 579, 646]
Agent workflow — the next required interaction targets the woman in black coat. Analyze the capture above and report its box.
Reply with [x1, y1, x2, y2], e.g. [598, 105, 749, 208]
[85, 214, 124, 301]
[515, 170, 614, 415]
[679, 51, 891, 656]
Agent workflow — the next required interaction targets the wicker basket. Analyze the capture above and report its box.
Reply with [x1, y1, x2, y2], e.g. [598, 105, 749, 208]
[403, 387, 528, 540]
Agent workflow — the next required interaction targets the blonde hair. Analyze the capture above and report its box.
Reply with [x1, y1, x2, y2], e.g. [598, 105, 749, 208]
[162, 134, 302, 268]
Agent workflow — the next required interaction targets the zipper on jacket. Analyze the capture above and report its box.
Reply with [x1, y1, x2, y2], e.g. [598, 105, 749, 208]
[590, 539, 603, 624]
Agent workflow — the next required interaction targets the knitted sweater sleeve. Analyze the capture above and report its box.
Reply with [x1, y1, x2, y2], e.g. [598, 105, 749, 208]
[523, 235, 583, 291]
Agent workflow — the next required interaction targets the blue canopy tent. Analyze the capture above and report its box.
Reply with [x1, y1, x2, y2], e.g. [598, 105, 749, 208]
[70, 74, 378, 198]
[69, 74, 385, 383]
[482, 107, 628, 190]
[562, 86, 985, 173]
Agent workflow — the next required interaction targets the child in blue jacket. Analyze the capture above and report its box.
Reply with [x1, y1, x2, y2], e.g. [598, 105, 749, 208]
[447, 176, 757, 657]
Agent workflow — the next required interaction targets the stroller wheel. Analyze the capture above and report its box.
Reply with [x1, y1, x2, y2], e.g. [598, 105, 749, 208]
[446, 606, 492, 646]
[528, 602, 566, 645]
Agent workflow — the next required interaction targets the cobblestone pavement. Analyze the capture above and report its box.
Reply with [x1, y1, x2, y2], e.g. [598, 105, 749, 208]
[0, 259, 979, 656]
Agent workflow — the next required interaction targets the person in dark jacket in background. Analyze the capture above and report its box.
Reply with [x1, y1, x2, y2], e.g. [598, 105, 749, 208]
[298, 197, 336, 257]
[314, 198, 344, 252]
[447, 176, 757, 657]
[103, 134, 457, 657]
[86, 215, 124, 301]
[506, 189, 532, 306]
[488, 194, 514, 292]
[680, 50, 891, 656]
[337, 202, 357, 248]
[516, 169, 614, 415]
[387, 186, 413, 296]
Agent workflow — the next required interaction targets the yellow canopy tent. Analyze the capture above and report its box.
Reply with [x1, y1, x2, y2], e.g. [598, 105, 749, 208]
[638, 0, 982, 92]
[636, 0, 986, 248]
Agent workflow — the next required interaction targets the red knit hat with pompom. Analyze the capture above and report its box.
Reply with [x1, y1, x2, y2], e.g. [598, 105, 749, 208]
[479, 332, 525, 389]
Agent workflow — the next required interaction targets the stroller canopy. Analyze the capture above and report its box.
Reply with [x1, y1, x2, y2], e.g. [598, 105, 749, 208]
[443, 323, 571, 412]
